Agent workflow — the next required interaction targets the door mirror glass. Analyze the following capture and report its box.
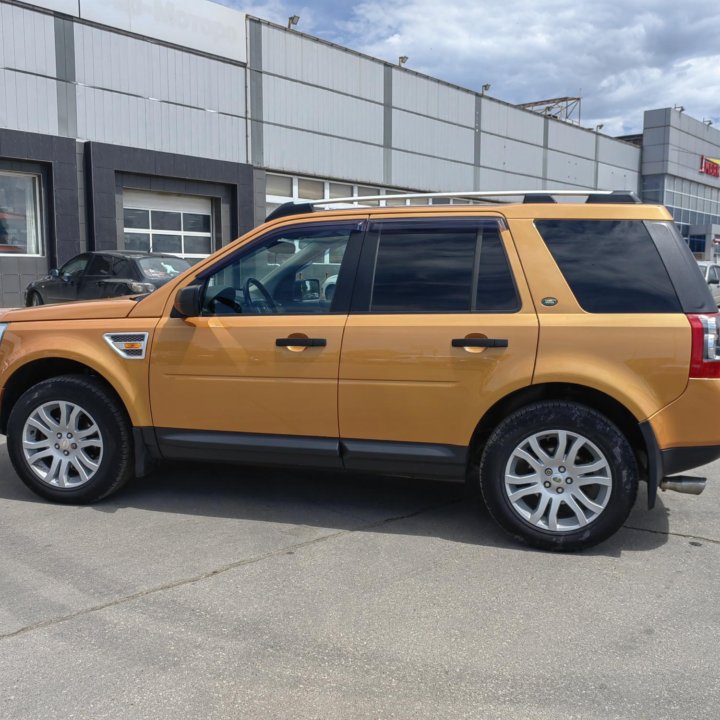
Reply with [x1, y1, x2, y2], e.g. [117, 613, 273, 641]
[293, 278, 320, 301]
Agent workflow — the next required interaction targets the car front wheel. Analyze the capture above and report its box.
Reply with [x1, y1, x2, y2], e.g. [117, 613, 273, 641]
[7, 375, 134, 503]
[479, 401, 638, 552]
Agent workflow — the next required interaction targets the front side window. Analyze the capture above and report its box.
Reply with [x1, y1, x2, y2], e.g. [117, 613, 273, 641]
[0, 171, 42, 256]
[536, 220, 681, 313]
[60, 254, 90, 277]
[201, 223, 357, 316]
[368, 220, 519, 313]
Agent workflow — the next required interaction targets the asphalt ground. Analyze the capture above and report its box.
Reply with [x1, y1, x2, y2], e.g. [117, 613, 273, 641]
[1, 434, 719, 720]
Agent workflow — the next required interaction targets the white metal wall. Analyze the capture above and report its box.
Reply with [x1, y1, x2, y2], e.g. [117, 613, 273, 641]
[0, 3, 58, 134]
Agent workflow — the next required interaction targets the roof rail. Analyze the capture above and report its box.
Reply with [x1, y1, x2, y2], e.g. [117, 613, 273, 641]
[264, 189, 642, 222]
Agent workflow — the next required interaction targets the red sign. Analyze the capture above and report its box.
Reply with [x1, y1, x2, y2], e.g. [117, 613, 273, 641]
[700, 155, 720, 177]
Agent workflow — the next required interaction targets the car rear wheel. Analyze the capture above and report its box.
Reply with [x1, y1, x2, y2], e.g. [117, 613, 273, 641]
[7, 375, 134, 504]
[479, 401, 638, 552]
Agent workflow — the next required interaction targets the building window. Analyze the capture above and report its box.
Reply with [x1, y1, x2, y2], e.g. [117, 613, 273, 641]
[0, 171, 42, 256]
[122, 190, 213, 259]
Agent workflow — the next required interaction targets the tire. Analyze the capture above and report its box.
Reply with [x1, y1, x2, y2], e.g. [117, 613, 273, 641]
[7, 375, 134, 504]
[27, 291, 43, 307]
[479, 401, 638, 552]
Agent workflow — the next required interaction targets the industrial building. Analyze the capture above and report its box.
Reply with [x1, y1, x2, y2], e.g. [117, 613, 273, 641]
[1, 0, 720, 307]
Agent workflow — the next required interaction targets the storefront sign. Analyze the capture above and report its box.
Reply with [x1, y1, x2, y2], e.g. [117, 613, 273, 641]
[700, 155, 720, 177]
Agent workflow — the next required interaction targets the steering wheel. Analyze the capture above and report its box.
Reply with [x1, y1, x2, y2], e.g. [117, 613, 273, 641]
[244, 277, 277, 313]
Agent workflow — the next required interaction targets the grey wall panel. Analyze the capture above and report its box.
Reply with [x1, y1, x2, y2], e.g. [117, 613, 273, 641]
[547, 121, 596, 159]
[391, 150, 474, 192]
[79, 0, 247, 64]
[478, 168, 544, 191]
[546, 150, 595, 187]
[597, 136, 641, 171]
[76, 86, 246, 162]
[74, 25, 246, 117]
[481, 101, 545, 145]
[392, 72, 475, 127]
[263, 76, 383, 145]
[263, 124, 383, 183]
[261, 25, 384, 103]
[0, 70, 59, 135]
[0, 3, 56, 76]
[597, 164, 639, 191]
[392, 110, 474, 163]
[480, 134, 544, 177]
[644, 108, 671, 129]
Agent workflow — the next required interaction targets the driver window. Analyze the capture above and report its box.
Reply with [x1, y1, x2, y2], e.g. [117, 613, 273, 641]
[60, 255, 90, 277]
[203, 223, 356, 315]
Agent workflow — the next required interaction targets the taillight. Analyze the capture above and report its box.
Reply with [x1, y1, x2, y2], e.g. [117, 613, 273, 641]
[689, 313, 720, 378]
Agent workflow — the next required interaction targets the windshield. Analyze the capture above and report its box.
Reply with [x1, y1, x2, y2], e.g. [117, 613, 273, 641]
[138, 257, 190, 281]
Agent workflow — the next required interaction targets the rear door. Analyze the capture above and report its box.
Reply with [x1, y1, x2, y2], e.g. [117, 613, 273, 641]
[337, 216, 539, 477]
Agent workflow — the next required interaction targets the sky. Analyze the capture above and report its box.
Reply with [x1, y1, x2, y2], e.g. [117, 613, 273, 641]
[211, 0, 720, 136]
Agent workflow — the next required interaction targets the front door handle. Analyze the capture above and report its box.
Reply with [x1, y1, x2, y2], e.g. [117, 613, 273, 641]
[276, 337, 327, 347]
[451, 338, 508, 348]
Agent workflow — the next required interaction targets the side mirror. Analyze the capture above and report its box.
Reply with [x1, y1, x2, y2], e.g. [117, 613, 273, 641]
[49, 268, 60, 278]
[174, 284, 202, 317]
[293, 278, 320, 301]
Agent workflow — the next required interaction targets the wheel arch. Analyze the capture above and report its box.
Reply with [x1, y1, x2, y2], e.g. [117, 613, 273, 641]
[0, 358, 131, 435]
[469, 382, 648, 484]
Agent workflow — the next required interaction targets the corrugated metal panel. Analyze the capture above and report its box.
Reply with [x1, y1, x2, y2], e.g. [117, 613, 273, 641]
[597, 136, 641, 171]
[547, 121, 596, 159]
[481, 101, 545, 145]
[392, 110, 474, 163]
[597, 164, 639, 191]
[263, 75, 383, 145]
[392, 72, 474, 127]
[546, 150, 595, 186]
[0, 70, 59, 135]
[261, 25, 384, 103]
[480, 134, 544, 177]
[478, 168, 544, 191]
[391, 150, 474, 192]
[0, 3, 56, 76]
[76, 86, 246, 162]
[79, 0, 246, 64]
[74, 25, 246, 116]
[263, 124, 384, 182]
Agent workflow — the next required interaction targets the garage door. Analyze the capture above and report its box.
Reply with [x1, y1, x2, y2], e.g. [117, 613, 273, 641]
[122, 190, 213, 259]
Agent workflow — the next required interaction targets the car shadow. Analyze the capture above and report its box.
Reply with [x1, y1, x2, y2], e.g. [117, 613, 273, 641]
[0, 456, 669, 555]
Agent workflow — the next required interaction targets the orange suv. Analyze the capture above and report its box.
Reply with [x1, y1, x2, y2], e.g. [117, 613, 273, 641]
[1, 190, 718, 551]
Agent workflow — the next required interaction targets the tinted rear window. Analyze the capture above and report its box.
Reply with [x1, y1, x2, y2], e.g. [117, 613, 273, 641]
[535, 220, 681, 313]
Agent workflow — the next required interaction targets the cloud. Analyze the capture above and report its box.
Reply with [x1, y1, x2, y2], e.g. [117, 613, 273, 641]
[212, 0, 720, 134]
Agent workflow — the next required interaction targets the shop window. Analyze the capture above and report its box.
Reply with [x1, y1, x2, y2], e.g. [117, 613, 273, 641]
[0, 171, 42, 256]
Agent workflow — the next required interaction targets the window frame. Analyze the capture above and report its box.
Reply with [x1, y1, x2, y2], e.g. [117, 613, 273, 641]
[193, 220, 367, 316]
[349, 217, 520, 315]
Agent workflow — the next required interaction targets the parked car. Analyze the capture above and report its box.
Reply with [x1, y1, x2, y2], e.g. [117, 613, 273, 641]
[1, 190, 719, 552]
[696, 261, 720, 306]
[24, 251, 191, 306]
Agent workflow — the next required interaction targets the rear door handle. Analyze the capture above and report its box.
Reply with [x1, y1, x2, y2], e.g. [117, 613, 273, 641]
[451, 338, 508, 348]
[276, 337, 327, 347]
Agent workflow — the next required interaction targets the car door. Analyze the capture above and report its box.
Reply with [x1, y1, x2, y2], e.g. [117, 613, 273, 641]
[78, 254, 115, 300]
[337, 216, 539, 477]
[44, 253, 91, 303]
[149, 219, 365, 468]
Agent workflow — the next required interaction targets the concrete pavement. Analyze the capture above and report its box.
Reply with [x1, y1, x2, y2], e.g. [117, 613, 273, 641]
[1, 434, 718, 719]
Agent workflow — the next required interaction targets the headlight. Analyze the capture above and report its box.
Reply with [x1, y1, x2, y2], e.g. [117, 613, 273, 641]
[0, 323, 7, 345]
[129, 282, 156, 294]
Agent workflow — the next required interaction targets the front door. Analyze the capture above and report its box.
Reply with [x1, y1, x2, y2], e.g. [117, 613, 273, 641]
[149, 219, 365, 468]
[338, 217, 539, 477]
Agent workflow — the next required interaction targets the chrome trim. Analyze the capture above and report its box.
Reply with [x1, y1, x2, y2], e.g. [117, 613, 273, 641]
[103, 332, 149, 360]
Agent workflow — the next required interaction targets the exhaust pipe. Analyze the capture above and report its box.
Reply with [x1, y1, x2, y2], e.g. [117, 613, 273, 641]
[660, 475, 706, 495]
